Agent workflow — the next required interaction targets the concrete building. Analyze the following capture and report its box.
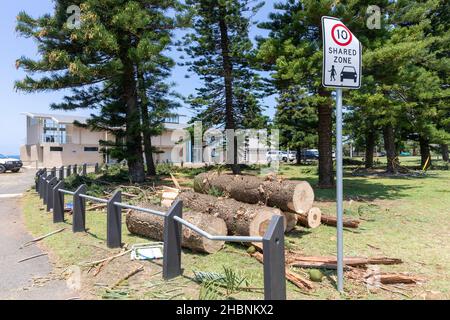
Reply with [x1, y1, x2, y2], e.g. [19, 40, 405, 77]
[20, 112, 191, 168]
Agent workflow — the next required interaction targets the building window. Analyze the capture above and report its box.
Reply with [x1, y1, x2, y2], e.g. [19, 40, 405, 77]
[84, 147, 99, 152]
[50, 147, 63, 152]
[42, 119, 67, 144]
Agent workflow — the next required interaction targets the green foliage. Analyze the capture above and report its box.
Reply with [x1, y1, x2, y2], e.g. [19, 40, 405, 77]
[195, 266, 250, 299]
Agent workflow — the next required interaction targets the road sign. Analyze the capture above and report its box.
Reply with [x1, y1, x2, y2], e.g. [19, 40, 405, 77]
[322, 16, 362, 89]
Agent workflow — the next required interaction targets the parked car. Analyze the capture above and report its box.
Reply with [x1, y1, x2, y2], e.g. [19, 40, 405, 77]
[266, 150, 287, 163]
[400, 151, 411, 156]
[0, 154, 23, 173]
[300, 149, 319, 161]
[287, 151, 297, 162]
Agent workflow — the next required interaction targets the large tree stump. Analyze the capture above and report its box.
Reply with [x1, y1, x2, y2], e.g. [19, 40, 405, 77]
[194, 172, 314, 214]
[178, 191, 285, 237]
[126, 203, 227, 254]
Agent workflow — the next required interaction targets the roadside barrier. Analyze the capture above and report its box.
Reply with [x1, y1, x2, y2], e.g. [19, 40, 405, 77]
[35, 165, 286, 300]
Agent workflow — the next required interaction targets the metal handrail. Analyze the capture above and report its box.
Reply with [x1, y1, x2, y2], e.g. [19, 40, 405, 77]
[80, 194, 108, 204]
[113, 202, 166, 218]
[59, 189, 75, 195]
[173, 215, 263, 243]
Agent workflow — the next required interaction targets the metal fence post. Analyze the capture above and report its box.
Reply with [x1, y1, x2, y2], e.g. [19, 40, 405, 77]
[59, 166, 64, 180]
[73, 184, 87, 232]
[163, 200, 183, 280]
[107, 190, 122, 248]
[66, 165, 71, 177]
[82, 163, 87, 176]
[46, 177, 58, 212]
[95, 163, 99, 174]
[43, 176, 53, 205]
[39, 174, 46, 199]
[73, 164, 78, 175]
[53, 180, 65, 223]
[263, 215, 286, 300]
[35, 169, 43, 192]
[51, 167, 57, 177]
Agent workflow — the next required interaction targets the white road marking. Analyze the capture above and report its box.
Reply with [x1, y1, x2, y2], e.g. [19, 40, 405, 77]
[0, 194, 23, 199]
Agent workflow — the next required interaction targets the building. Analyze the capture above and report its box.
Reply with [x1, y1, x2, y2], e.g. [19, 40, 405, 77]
[20, 112, 191, 168]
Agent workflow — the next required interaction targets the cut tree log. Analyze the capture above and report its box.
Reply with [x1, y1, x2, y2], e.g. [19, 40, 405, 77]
[178, 191, 285, 237]
[282, 212, 298, 232]
[297, 207, 322, 229]
[126, 203, 227, 254]
[320, 214, 361, 228]
[193, 172, 314, 214]
[367, 273, 425, 285]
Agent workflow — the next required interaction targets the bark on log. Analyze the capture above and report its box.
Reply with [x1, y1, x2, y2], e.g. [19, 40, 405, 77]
[178, 191, 285, 237]
[282, 212, 298, 232]
[320, 214, 360, 228]
[287, 255, 402, 269]
[194, 172, 314, 214]
[297, 207, 322, 229]
[126, 203, 227, 254]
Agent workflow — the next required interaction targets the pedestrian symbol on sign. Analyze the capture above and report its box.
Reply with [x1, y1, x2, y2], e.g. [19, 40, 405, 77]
[329, 65, 337, 81]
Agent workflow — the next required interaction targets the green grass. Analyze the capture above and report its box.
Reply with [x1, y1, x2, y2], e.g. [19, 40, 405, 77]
[22, 157, 450, 299]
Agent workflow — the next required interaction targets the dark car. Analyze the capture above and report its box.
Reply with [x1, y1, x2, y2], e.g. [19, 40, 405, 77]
[340, 66, 357, 83]
[300, 149, 319, 161]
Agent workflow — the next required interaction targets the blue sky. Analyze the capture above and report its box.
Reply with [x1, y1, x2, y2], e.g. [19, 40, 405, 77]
[0, 1, 277, 155]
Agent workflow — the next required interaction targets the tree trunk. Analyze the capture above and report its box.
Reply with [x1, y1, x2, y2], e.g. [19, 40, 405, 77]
[419, 136, 431, 169]
[383, 125, 397, 174]
[441, 144, 449, 162]
[178, 191, 285, 237]
[137, 71, 156, 176]
[121, 45, 145, 183]
[126, 203, 227, 254]
[218, 6, 240, 175]
[296, 148, 302, 165]
[194, 172, 315, 214]
[320, 214, 360, 228]
[297, 207, 322, 229]
[317, 88, 333, 188]
[365, 129, 375, 169]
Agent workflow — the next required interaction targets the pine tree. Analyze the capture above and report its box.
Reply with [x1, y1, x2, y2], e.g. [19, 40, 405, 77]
[182, 0, 266, 174]
[15, 0, 180, 182]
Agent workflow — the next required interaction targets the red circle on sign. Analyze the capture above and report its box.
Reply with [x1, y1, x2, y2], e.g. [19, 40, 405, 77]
[331, 24, 353, 46]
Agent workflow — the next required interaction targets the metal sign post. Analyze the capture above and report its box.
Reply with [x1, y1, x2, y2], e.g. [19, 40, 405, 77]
[322, 16, 362, 292]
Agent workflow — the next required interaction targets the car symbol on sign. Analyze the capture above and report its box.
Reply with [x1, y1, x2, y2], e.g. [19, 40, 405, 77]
[340, 66, 357, 83]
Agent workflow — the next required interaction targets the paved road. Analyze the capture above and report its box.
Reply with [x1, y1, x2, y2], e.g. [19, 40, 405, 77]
[0, 168, 75, 300]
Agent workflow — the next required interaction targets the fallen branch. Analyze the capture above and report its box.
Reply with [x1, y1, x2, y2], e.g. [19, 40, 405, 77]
[20, 228, 66, 248]
[18, 253, 48, 263]
[170, 173, 181, 190]
[111, 265, 144, 289]
[321, 214, 361, 228]
[287, 254, 402, 269]
[80, 249, 132, 267]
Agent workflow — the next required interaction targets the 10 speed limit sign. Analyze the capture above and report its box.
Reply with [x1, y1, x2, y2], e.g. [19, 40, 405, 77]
[322, 16, 362, 89]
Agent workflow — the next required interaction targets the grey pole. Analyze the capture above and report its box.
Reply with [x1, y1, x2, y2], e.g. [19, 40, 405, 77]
[46, 177, 58, 212]
[73, 164, 78, 175]
[336, 88, 344, 292]
[66, 165, 71, 177]
[107, 190, 122, 248]
[163, 200, 183, 280]
[73, 184, 87, 232]
[95, 163, 99, 174]
[59, 166, 64, 180]
[51, 167, 57, 177]
[262, 215, 286, 300]
[39, 174, 46, 199]
[82, 163, 87, 176]
[53, 181, 65, 223]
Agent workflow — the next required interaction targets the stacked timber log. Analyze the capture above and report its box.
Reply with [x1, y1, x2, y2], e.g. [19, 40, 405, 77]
[126, 203, 227, 254]
[178, 191, 285, 237]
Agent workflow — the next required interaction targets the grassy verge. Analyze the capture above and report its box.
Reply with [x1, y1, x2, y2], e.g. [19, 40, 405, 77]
[21, 158, 450, 299]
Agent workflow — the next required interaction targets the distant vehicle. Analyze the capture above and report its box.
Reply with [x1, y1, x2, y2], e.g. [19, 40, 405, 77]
[400, 151, 411, 156]
[0, 154, 23, 173]
[340, 66, 357, 83]
[300, 149, 319, 161]
[287, 151, 296, 162]
[266, 150, 287, 163]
